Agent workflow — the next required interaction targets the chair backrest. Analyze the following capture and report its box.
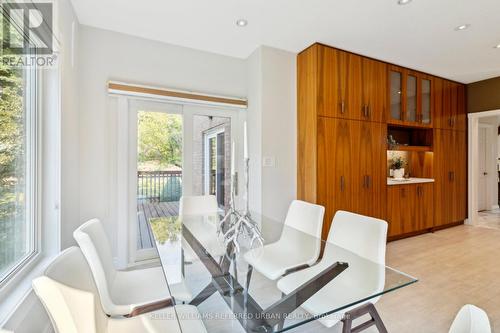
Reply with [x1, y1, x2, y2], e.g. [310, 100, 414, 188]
[35, 247, 108, 333]
[326, 211, 388, 265]
[179, 195, 218, 215]
[33, 277, 98, 333]
[449, 304, 491, 333]
[283, 200, 324, 238]
[73, 218, 118, 315]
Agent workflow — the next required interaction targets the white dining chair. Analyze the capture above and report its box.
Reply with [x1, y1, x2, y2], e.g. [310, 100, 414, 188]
[244, 200, 325, 282]
[277, 210, 388, 331]
[179, 195, 219, 215]
[179, 195, 227, 261]
[33, 247, 206, 333]
[449, 304, 491, 333]
[73, 218, 192, 316]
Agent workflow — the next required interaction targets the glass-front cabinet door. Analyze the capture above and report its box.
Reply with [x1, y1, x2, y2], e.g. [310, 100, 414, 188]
[389, 69, 402, 122]
[388, 66, 432, 126]
[406, 74, 417, 123]
[421, 78, 432, 125]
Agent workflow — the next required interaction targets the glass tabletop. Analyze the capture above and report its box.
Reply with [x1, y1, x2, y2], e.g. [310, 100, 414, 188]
[149, 212, 417, 333]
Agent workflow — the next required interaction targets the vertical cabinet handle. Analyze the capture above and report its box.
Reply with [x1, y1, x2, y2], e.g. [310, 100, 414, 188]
[367, 175, 370, 188]
[340, 101, 345, 114]
[340, 176, 345, 192]
[448, 171, 455, 182]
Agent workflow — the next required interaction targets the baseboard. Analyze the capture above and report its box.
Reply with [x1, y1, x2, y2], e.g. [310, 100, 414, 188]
[388, 221, 465, 242]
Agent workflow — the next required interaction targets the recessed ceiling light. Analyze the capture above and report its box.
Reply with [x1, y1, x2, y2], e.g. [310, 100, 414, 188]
[455, 24, 470, 31]
[397, 0, 412, 5]
[494, 44, 500, 49]
[236, 19, 248, 27]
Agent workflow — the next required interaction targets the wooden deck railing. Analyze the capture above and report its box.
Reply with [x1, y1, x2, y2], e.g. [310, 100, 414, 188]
[137, 170, 182, 203]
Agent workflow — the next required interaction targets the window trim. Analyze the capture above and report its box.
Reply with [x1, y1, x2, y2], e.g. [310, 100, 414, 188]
[0, 64, 42, 289]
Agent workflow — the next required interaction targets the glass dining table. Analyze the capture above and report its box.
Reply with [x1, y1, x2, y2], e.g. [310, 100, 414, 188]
[149, 212, 417, 333]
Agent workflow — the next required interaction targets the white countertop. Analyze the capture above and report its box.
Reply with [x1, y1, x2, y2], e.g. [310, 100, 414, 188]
[387, 177, 435, 186]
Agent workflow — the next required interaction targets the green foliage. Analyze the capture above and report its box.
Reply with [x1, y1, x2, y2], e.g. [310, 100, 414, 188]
[137, 112, 182, 168]
[390, 155, 406, 170]
[149, 217, 182, 245]
[160, 176, 182, 202]
[0, 52, 26, 272]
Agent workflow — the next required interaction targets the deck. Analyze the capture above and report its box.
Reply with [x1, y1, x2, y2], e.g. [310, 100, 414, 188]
[137, 201, 179, 249]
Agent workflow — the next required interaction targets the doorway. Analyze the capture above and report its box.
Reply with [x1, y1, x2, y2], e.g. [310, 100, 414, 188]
[468, 111, 500, 229]
[127, 100, 241, 263]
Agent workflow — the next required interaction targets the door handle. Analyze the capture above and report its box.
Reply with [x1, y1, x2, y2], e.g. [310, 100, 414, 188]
[483, 172, 488, 175]
[362, 105, 369, 118]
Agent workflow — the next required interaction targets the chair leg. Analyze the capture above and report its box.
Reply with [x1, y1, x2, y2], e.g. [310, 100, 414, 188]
[341, 303, 387, 333]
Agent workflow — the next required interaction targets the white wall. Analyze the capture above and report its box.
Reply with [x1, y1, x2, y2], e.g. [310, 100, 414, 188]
[60, 0, 80, 249]
[246, 48, 263, 214]
[246, 46, 297, 221]
[77, 26, 247, 256]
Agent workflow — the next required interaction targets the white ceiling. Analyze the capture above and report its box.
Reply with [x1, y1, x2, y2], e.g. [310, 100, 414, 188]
[70, 0, 500, 83]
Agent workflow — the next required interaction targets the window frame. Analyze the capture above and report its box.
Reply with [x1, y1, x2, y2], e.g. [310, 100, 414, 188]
[0, 64, 41, 288]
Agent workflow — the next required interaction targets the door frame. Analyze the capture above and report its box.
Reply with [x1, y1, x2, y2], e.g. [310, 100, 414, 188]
[468, 109, 500, 225]
[116, 97, 246, 266]
[203, 127, 226, 200]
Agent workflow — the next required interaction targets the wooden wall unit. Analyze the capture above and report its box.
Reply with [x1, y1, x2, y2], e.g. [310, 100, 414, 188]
[297, 42, 467, 240]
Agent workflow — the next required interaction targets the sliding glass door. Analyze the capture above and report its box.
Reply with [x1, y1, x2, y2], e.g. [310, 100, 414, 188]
[129, 100, 241, 262]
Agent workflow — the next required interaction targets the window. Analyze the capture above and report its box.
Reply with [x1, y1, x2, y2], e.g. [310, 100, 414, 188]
[0, 62, 38, 284]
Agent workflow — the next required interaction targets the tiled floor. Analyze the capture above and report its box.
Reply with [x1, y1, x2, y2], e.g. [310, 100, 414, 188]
[477, 208, 500, 230]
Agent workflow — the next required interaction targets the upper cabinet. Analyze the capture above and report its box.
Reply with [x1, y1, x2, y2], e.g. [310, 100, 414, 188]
[433, 78, 466, 131]
[388, 66, 433, 127]
[318, 45, 386, 122]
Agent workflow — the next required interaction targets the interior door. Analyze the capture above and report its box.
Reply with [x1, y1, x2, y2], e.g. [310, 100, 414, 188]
[478, 127, 488, 211]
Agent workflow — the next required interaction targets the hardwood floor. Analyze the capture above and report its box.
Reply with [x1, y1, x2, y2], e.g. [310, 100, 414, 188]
[286, 225, 500, 333]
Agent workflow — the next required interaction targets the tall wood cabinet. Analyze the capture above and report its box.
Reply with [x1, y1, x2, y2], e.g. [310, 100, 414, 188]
[434, 129, 467, 226]
[298, 42, 467, 240]
[298, 44, 387, 239]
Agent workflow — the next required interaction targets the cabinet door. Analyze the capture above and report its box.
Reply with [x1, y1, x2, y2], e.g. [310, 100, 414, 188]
[318, 46, 341, 118]
[433, 77, 445, 129]
[318, 47, 362, 120]
[317, 117, 354, 239]
[345, 53, 363, 120]
[387, 186, 412, 237]
[434, 129, 454, 226]
[452, 131, 467, 222]
[441, 80, 457, 130]
[354, 121, 386, 219]
[420, 76, 432, 126]
[362, 58, 387, 122]
[405, 72, 419, 124]
[416, 183, 434, 230]
[388, 67, 404, 122]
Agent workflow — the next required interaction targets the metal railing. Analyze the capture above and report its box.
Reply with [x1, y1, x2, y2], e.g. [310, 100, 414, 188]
[137, 170, 182, 203]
